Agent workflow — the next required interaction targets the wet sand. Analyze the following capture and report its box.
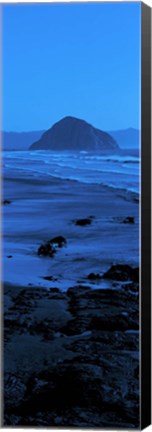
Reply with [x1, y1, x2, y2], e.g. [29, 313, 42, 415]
[3, 169, 139, 289]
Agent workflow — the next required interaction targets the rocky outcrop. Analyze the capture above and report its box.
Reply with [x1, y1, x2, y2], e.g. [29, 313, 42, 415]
[4, 265, 139, 428]
[30, 117, 119, 151]
[103, 264, 139, 282]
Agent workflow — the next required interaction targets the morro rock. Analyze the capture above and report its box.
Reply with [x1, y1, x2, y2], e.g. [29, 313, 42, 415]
[30, 116, 119, 151]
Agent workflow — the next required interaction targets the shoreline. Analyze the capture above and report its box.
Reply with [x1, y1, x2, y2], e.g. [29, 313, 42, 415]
[3, 170, 139, 289]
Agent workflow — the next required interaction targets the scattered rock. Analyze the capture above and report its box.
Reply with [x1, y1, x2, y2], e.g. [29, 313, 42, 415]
[122, 217, 135, 224]
[38, 236, 67, 257]
[2, 199, 11, 205]
[67, 285, 91, 297]
[87, 273, 102, 280]
[49, 236, 67, 248]
[60, 318, 89, 336]
[48, 289, 66, 300]
[125, 282, 139, 294]
[42, 276, 58, 281]
[5, 373, 26, 409]
[103, 264, 139, 282]
[49, 288, 60, 293]
[29, 320, 54, 339]
[132, 196, 139, 203]
[12, 288, 48, 310]
[74, 217, 93, 227]
[132, 268, 139, 283]
[38, 242, 56, 257]
[88, 314, 132, 332]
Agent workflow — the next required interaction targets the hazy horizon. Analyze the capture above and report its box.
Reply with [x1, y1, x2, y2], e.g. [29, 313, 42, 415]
[2, 120, 140, 134]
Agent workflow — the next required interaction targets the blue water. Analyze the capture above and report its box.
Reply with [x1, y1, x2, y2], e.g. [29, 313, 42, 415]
[3, 148, 139, 194]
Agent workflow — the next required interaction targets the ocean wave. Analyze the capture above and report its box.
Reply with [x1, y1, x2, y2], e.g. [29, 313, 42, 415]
[3, 150, 139, 194]
[84, 155, 139, 163]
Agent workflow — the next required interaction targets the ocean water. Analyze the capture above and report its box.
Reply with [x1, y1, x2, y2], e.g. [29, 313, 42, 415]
[3, 148, 139, 194]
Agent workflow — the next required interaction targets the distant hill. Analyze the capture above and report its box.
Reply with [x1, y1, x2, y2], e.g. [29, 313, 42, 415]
[109, 128, 139, 149]
[30, 116, 118, 151]
[1, 131, 45, 150]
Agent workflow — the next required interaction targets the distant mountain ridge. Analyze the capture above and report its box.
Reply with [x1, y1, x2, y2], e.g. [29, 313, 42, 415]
[1, 131, 45, 150]
[109, 128, 139, 149]
[30, 116, 118, 151]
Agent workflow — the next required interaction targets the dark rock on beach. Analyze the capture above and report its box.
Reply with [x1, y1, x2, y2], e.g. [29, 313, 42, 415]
[38, 242, 56, 257]
[87, 272, 102, 280]
[38, 236, 66, 257]
[103, 264, 139, 282]
[122, 216, 135, 224]
[42, 276, 58, 281]
[74, 217, 93, 226]
[2, 200, 12, 205]
[49, 235, 67, 247]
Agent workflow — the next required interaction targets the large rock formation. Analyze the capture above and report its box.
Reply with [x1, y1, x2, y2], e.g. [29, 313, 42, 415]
[30, 116, 119, 151]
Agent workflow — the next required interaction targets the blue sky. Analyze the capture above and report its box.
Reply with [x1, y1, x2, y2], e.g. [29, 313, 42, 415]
[2, 2, 141, 132]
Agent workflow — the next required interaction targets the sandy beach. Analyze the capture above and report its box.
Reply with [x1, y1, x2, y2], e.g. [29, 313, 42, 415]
[3, 165, 139, 427]
[3, 168, 139, 289]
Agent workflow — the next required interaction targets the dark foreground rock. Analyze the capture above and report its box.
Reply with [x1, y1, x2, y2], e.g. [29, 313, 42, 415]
[4, 357, 139, 427]
[4, 275, 139, 428]
[87, 272, 102, 280]
[103, 264, 139, 282]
